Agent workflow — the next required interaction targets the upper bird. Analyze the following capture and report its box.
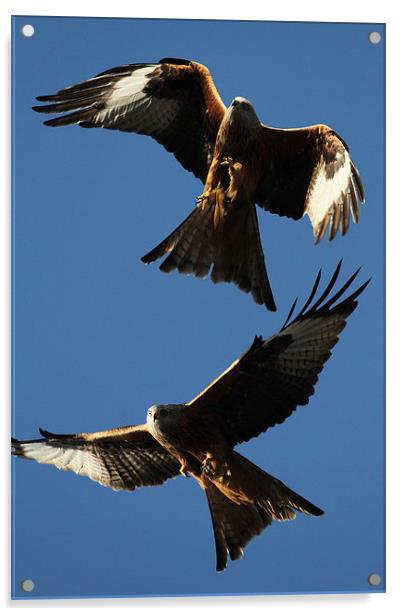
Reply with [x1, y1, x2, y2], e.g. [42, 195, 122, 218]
[12, 263, 369, 571]
[33, 58, 365, 311]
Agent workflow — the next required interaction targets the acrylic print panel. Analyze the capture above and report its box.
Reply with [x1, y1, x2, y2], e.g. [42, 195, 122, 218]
[12, 16, 385, 599]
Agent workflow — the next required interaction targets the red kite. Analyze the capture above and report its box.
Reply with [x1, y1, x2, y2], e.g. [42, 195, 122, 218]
[33, 58, 365, 311]
[12, 264, 369, 571]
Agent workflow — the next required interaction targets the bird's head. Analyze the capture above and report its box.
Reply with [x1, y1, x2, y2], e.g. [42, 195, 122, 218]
[147, 404, 164, 425]
[217, 96, 261, 155]
[146, 404, 183, 438]
[229, 97, 260, 125]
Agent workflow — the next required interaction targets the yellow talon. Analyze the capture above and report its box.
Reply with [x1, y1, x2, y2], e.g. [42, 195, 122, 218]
[179, 464, 187, 476]
[196, 190, 211, 204]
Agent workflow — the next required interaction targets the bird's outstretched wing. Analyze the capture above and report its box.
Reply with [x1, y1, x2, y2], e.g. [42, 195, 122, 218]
[32, 58, 226, 183]
[256, 125, 365, 243]
[186, 262, 369, 447]
[12, 424, 180, 491]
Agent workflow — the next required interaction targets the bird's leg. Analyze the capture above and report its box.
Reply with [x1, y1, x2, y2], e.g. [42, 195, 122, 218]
[196, 189, 211, 204]
[201, 452, 212, 470]
[219, 156, 234, 168]
[178, 454, 201, 478]
[201, 453, 232, 481]
[179, 464, 190, 477]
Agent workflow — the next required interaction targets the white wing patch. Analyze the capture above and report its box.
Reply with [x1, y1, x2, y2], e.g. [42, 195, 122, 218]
[92, 66, 153, 127]
[91, 65, 181, 133]
[304, 149, 361, 243]
[14, 441, 112, 488]
[304, 149, 364, 244]
[106, 66, 154, 106]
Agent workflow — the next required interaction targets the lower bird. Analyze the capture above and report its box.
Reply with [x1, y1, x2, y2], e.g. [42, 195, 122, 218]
[33, 58, 365, 310]
[12, 263, 369, 571]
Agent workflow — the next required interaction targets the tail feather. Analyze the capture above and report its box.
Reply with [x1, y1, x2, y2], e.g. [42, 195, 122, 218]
[165, 205, 215, 277]
[205, 480, 273, 571]
[203, 451, 323, 571]
[141, 197, 276, 311]
[140, 208, 199, 267]
[211, 205, 273, 307]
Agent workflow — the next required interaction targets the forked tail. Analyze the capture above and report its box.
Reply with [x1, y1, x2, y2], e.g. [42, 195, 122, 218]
[203, 451, 323, 571]
[141, 197, 276, 311]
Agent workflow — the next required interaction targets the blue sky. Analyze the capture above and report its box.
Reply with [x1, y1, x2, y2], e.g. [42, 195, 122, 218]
[12, 16, 385, 599]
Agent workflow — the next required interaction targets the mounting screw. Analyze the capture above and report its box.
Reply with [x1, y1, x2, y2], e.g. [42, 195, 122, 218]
[21, 24, 35, 38]
[368, 32, 381, 45]
[21, 579, 35, 592]
[368, 573, 381, 586]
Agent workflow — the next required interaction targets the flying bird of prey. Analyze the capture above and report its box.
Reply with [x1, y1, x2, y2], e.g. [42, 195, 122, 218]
[12, 263, 369, 571]
[33, 58, 365, 311]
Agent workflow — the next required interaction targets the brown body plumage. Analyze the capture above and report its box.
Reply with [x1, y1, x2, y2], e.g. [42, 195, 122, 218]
[33, 58, 365, 310]
[12, 265, 369, 570]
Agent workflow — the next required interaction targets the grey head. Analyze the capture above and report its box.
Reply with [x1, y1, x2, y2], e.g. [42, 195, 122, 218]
[218, 96, 262, 155]
[229, 96, 260, 125]
[146, 404, 184, 440]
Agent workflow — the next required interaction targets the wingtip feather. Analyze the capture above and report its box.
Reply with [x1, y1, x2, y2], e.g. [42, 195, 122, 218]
[282, 260, 369, 330]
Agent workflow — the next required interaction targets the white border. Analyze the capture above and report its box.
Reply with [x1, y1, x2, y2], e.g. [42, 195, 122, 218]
[1, 0, 400, 613]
